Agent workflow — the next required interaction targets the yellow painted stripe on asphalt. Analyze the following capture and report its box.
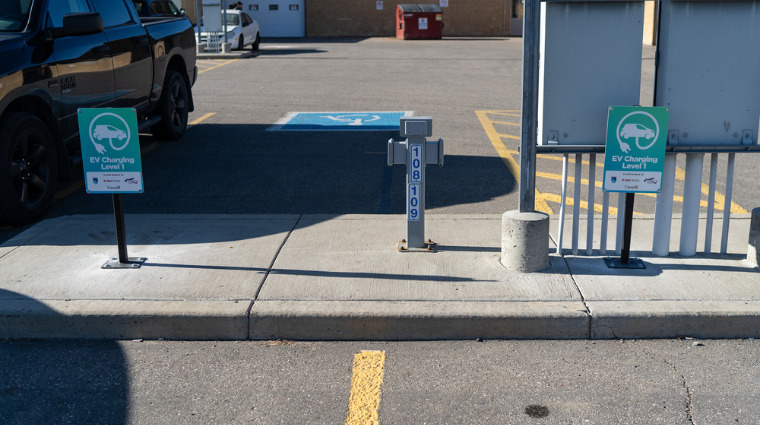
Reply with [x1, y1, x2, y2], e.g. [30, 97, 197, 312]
[54, 180, 84, 202]
[488, 111, 521, 117]
[476, 110, 554, 215]
[346, 351, 385, 425]
[198, 58, 239, 74]
[539, 192, 631, 215]
[189, 112, 216, 125]
[495, 133, 521, 140]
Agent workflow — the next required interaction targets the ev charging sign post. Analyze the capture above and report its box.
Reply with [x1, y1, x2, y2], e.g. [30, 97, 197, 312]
[78, 108, 146, 269]
[603, 106, 668, 268]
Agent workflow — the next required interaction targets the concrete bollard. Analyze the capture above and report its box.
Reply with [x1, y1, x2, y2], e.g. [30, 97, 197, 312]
[501, 210, 550, 273]
[748, 207, 760, 268]
[222, 43, 232, 53]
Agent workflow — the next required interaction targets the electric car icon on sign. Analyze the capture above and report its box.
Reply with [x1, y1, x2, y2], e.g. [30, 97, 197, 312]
[93, 125, 127, 141]
[620, 123, 655, 140]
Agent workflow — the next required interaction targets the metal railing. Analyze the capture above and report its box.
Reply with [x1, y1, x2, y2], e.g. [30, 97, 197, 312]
[538, 145, 760, 257]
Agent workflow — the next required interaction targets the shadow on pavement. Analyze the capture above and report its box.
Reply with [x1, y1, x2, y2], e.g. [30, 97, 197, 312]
[1, 123, 515, 245]
[0, 290, 128, 424]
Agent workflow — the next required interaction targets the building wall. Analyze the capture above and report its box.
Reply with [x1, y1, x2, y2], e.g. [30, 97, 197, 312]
[305, 0, 511, 38]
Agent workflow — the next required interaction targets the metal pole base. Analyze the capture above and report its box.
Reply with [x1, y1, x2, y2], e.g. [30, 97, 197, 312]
[604, 257, 646, 269]
[102, 257, 148, 269]
[397, 239, 436, 253]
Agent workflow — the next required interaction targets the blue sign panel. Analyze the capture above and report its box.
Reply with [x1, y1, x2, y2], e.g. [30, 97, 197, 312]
[269, 111, 413, 131]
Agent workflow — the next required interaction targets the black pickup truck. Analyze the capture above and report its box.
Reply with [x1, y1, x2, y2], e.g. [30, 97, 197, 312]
[0, 0, 197, 224]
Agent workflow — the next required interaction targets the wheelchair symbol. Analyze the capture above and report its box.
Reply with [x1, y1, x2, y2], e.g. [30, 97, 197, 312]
[321, 114, 382, 126]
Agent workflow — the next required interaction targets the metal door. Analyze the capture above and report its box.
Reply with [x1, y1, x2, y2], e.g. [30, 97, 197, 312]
[244, 0, 305, 37]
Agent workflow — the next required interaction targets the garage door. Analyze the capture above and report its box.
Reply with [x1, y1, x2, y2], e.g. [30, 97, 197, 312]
[242, 0, 305, 37]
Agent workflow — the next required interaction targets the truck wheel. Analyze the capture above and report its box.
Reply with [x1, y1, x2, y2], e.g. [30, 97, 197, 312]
[0, 112, 58, 224]
[150, 70, 189, 140]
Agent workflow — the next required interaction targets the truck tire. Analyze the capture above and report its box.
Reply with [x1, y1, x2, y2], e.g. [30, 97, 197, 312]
[0, 112, 58, 224]
[150, 70, 189, 140]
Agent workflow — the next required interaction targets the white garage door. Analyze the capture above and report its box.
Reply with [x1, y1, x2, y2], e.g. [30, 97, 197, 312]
[242, 0, 305, 37]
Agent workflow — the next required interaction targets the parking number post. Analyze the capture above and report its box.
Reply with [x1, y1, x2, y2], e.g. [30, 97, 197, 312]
[387, 117, 444, 252]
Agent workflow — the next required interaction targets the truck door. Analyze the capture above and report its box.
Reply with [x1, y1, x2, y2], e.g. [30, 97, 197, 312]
[46, 0, 115, 140]
[89, 0, 153, 110]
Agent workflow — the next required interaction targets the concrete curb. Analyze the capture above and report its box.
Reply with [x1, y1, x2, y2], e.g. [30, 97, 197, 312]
[589, 301, 760, 339]
[249, 301, 590, 340]
[0, 300, 249, 340]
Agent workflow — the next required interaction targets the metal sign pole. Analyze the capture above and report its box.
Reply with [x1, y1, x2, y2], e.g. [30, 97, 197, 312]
[113, 194, 129, 264]
[619, 193, 635, 264]
[519, 0, 540, 212]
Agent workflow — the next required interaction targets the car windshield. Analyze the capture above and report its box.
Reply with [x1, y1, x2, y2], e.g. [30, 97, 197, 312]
[224, 13, 239, 26]
[0, 0, 32, 32]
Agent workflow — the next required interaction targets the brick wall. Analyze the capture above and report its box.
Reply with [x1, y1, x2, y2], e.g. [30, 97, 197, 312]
[305, 0, 511, 38]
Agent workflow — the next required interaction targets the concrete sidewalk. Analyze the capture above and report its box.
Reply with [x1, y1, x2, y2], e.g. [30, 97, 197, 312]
[0, 214, 758, 340]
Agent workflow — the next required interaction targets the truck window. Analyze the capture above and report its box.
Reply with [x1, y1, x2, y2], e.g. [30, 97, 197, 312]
[0, 0, 33, 31]
[90, 0, 134, 28]
[46, 0, 90, 28]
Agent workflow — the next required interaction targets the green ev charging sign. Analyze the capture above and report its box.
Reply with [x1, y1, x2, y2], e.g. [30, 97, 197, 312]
[78, 108, 143, 194]
[603, 106, 669, 193]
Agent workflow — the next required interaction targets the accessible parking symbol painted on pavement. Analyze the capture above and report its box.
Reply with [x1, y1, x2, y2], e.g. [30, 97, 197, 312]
[268, 111, 413, 131]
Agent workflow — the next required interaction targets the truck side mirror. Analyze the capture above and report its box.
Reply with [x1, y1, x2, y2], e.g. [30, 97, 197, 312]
[180, 8, 186, 16]
[49, 12, 103, 38]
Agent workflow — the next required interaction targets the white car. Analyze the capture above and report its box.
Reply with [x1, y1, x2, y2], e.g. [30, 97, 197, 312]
[202, 10, 260, 51]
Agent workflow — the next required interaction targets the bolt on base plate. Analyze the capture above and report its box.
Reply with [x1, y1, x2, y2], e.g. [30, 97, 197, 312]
[397, 239, 437, 253]
[102, 257, 148, 269]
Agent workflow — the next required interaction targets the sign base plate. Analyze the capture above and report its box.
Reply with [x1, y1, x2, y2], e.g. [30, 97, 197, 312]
[102, 257, 148, 269]
[603, 257, 645, 270]
[397, 239, 436, 253]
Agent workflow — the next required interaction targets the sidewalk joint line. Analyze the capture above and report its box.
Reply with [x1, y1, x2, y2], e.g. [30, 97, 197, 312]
[555, 245, 592, 338]
[247, 214, 303, 338]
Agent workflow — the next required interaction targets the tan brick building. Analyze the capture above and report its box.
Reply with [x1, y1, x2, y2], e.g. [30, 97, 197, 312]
[182, 0, 513, 38]
[305, 0, 512, 37]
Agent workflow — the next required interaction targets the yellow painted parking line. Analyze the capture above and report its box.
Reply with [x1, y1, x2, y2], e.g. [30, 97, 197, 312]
[495, 133, 520, 140]
[490, 120, 521, 126]
[488, 110, 521, 117]
[476, 110, 553, 214]
[54, 180, 84, 202]
[346, 350, 385, 425]
[189, 112, 216, 125]
[198, 58, 238, 74]
[539, 192, 629, 215]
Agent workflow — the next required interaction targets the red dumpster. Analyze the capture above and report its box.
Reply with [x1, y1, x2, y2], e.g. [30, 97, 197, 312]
[396, 4, 443, 40]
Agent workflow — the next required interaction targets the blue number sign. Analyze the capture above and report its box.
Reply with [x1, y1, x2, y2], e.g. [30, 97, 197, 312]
[408, 183, 421, 221]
